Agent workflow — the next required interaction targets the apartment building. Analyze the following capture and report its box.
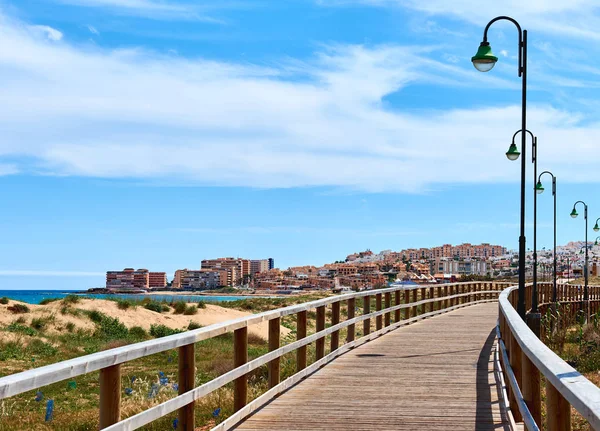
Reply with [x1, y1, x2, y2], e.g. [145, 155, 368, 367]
[201, 258, 250, 285]
[250, 259, 270, 275]
[179, 269, 228, 290]
[106, 268, 149, 291]
[431, 258, 488, 276]
[148, 272, 167, 288]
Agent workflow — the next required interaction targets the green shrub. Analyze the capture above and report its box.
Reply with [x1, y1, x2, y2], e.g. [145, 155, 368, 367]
[144, 301, 165, 313]
[7, 304, 29, 314]
[187, 321, 202, 330]
[0, 341, 24, 361]
[39, 298, 61, 305]
[116, 299, 135, 310]
[128, 326, 148, 340]
[172, 301, 187, 314]
[0, 297, 9, 305]
[183, 305, 198, 315]
[86, 309, 104, 323]
[30, 316, 54, 331]
[149, 324, 182, 338]
[28, 339, 58, 356]
[196, 300, 207, 309]
[6, 322, 36, 336]
[84, 310, 129, 339]
[62, 294, 81, 304]
[65, 322, 76, 332]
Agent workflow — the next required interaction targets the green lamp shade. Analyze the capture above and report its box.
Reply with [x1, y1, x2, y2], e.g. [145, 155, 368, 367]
[535, 181, 544, 194]
[594, 223, 599, 232]
[471, 43, 498, 72]
[506, 143, 520, 161]
[570, 208, 578, 218]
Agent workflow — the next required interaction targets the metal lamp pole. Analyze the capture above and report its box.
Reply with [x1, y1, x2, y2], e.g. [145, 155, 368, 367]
[571, 201, 589, 320]
[537, 171, 557, 302]
[472, 16, 528, 320]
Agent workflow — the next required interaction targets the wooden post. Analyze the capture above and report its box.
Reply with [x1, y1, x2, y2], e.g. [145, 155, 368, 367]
[509, 330, 523, 422]
[375, 293, 383, 330]
[268, 318, 281, 389]
[384, 292, 391, 327]
[316, 306, 326, 360]
[178, 344, 195, 431]
[363, 295, 371, 335]
[428, 287, 434, 313]
[394, 290, 401, 322]
[521, 352, 541, 426]
[444, 286, 449, 309]
[546, 381, 571, 431]
[234, 327, 248, 412]
[331, 301, 340, 352]
[99, 364, 121, 429]
[411, 289, 418, 317]
[297, 311, 307, 371]
[347, 298, 355, 343]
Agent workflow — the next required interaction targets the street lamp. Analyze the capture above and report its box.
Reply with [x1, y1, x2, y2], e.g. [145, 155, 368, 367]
[571, 201, 589, 319]
[473, 16, 528, 320]
[537, 171, 557, 302]
[509, 129, 538, 315]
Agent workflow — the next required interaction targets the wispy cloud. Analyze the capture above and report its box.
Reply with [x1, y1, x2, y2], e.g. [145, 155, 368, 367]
[87, 25, 99, 35]
[53, 0, 231, 22]
[27, 25, 63, 41]
[0, 270, 104, 276]
[1, 11, 600, 192]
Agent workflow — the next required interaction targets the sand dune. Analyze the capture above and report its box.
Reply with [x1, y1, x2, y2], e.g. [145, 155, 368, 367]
[0, 298, 290, 341]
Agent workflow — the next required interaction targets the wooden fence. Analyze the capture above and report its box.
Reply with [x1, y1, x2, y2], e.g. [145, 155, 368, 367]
[0, 281, 507, 430]
[498, 282, 600, 431]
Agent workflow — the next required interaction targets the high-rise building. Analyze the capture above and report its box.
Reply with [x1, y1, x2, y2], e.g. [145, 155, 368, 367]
[201, 258, 250, 285]
[106, 268, 149, 291]
[173, 269, 186, 289]
[250, 259, 270, 275]
[148, 272, 167, 288]
[268, 258, 275, 270]
[180, 269, 228, 290]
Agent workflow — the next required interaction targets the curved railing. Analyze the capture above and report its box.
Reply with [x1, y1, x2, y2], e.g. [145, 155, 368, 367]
[497, 283, 600, 431]
[0, 281, 507, 430]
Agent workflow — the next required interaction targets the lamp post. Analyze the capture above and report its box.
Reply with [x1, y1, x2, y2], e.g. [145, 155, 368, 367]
[536, 171, 557, 302]
[571, 201, 589, 320]
[472, 16, 528, 320]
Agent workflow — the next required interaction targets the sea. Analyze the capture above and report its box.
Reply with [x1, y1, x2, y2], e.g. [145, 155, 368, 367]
[0, 290, 257, 305]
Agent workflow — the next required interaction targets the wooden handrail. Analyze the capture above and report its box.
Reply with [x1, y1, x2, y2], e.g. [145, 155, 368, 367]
[498, 284, 600, 431]
[0, 281, 505, 430]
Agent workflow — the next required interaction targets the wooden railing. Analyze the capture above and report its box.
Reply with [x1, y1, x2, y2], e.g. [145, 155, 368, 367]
[0, 281, 507, 430]
[498, 282, 600, 431]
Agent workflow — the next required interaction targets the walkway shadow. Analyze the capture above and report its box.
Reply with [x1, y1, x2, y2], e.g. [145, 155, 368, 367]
[476, 328, 511, 431]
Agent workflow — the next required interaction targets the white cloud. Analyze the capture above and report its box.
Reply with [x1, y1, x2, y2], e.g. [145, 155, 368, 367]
[87, 25, 99, 35]
[0, 270, 104, 276]
[27, 25, 63, 41]
[54, 0, 226, 22]
[1, 11, 600, 192]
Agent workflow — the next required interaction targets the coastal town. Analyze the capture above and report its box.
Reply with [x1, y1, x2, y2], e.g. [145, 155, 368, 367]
[102, 241, 599, 294]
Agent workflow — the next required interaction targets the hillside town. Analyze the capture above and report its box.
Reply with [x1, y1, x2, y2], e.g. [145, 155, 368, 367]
[103, 241, 600, 293]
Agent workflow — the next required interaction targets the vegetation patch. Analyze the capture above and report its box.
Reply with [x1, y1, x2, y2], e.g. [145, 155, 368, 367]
[144, 301, 170, 313]
[7, 304, 29, 314]
[62, 294, 81, 305]
[183, 305, 198, 315]
[0, 296, 9, 305]
[150, 324, 182, 338]
[39, 297, 61, 305]
[6, 322, 36, 337]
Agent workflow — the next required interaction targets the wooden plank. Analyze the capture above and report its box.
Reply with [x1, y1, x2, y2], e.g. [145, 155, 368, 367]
[234, 303, 512, 431]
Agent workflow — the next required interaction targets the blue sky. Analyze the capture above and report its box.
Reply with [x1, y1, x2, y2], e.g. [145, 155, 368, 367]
[2, 0, 600, 290]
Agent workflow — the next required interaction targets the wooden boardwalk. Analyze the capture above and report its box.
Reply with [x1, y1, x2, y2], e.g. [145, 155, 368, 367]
[234, 303, 513, 431]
